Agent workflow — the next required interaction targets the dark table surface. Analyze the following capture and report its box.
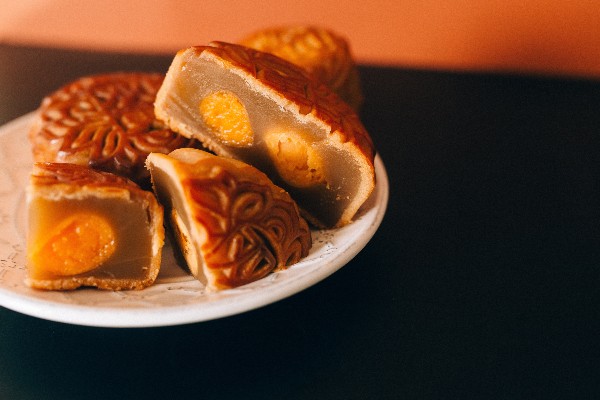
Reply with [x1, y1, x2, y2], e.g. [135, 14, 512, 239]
[0, 44, 598, 399]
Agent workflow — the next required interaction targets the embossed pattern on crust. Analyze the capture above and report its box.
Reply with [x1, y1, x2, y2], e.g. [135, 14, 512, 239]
[155, 42, 376, 227]
[147, 149, 312, 291]
[239, 25, 363, 110]
[29, 73, 197, 184]
[185, 166, 311, 289]
[203, 42, 375, 163]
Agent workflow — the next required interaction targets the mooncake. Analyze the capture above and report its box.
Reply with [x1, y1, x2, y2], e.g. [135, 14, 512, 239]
[154, 42, 376, 228]
[240, 25, 363, 110]
[28, 72, 198, 186]
[26, 162, 164, 290]
[146, 148, 311, 291]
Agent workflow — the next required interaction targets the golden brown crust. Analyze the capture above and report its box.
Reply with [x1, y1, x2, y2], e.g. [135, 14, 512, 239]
[204, 42, 374, 163]
[26, 162, 164, 291]
[155, 42, 376, 227]
[239, 25, 363, 110]
[28, 72, 198, 185]
[25, 275, 158, 291]
[147, 149, 311, 291]
[30, 162, 142, 194]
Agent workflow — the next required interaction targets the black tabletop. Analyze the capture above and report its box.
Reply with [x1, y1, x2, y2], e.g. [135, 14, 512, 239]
[0, 44, 598, 399]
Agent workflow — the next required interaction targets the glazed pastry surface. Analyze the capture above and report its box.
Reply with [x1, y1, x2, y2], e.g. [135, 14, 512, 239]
[147, 148, 311, 291]
[155, 42, 375, 228]
[240, 25, 363, 110]
[28, 72, 198, 185]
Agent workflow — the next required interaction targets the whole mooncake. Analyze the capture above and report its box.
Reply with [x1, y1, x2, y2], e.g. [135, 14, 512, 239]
[28, 72, 198, 186]
[154, 42, 376, 228]
[240, 25, 363, 110]
[146, 148, 311, 291]
[26, 162, 164, 290]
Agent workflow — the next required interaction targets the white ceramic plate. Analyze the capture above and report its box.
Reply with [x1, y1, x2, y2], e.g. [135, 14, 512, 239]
[0, 113, 389, 328]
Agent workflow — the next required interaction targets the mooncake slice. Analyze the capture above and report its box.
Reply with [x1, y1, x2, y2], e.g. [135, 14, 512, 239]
[26, 162, 164, 290]
[240, 25, 363, 110]
[146, 148, 311, 291]
[28, 72, 198, 186]
[154, 42, 376, 228]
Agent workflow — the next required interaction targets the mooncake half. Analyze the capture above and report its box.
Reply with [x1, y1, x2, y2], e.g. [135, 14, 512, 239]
[240, 25, 363, 110]
[28, 72, 198, 186]
[154, 42, 376, 228]
[146, 148, 311, 291]
[26, 162, 164, 290]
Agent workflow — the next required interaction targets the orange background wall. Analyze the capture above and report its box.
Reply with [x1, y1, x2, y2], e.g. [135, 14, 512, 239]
[1, 0, 599, 78]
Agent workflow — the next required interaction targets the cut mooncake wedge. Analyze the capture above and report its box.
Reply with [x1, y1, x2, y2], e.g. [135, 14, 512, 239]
[146, 148, 312, 291]
[154, 42, 376, 228]
[26, 162, 164, 290]
[240, 25, 363, 110]
[28, 72, 199, 186]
